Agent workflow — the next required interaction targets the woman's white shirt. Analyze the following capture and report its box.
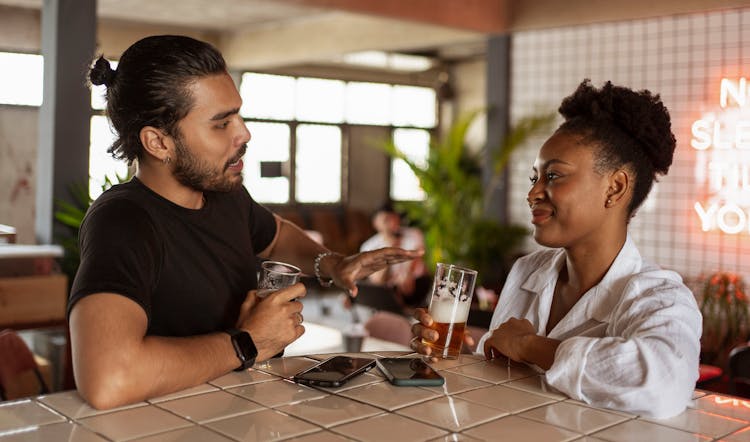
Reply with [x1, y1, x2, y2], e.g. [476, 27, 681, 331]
[476, 236, 701, 418]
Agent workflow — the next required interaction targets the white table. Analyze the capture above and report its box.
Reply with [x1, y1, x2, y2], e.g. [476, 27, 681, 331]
[284, 322, 410, 357]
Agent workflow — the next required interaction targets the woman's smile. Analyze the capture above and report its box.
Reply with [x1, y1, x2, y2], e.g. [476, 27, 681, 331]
[531, 207, 553, 224]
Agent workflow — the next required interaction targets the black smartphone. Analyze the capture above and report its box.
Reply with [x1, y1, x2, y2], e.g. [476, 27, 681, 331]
[293, 355, 376, 388]
[376, 357, 445, 387]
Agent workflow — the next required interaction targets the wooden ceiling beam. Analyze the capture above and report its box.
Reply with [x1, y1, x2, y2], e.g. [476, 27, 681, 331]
[278, 0, 509, 33]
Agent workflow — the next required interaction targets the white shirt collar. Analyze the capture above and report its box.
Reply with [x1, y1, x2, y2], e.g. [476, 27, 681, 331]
[520, 235, 644, 330]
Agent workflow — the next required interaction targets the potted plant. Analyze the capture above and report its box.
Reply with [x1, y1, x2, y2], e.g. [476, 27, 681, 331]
[379, 109, 554, 292]
[699, 271, 749, 366]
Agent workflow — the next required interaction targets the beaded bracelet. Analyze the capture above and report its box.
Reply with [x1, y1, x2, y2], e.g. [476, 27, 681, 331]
[314, 251, 339, 287]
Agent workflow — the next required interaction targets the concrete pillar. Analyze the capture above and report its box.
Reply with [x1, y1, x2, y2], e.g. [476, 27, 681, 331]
[36, 0, 97, 244]
[484, 34, 510, 223]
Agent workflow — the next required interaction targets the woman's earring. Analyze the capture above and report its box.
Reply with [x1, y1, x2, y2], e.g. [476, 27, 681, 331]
[164, 156, 171, 165]
[606, 198, 612, 207]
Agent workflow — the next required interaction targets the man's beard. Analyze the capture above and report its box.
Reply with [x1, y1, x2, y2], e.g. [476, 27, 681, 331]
[172, 136, 246, 193]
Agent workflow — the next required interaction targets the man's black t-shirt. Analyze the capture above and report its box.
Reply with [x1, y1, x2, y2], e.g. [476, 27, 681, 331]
[68, 177, 277, 337]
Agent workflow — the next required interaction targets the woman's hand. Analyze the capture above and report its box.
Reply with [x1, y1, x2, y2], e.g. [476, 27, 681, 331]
[330, 247, 424, 296]
[483, 317, 536, 362]
[409, 308, 475, 362]
[482, 317, 560, 370]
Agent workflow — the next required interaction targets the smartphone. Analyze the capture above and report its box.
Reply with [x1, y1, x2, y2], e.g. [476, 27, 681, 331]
[376, 357, 445, 387]
[293, 355, 376, 388]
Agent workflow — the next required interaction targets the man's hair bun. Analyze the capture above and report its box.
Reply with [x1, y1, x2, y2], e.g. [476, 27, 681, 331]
[89, 55, 116, 87]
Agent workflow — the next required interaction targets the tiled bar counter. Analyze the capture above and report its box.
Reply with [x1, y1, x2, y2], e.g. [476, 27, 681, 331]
[1, 352, 749, 441]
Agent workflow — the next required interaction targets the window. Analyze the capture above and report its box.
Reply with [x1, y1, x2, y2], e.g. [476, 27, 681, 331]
[0, 52, 43, 106]
[345, 82, 391, 125]
[342, 51, 434, 72]
[0, 52, 127, 199]
[89, 61, 126, 196]
[89, 115, 127, 198]
[392, 85, 436, 128]
[90, 61, 117, 111]
[390, 128, 430, 201]
[240, 73, 295, 120]
[0, 50, 436, 205]
[242, 122, 291, 204]
[295, 124, 342, 203]
[89, 60, 128, 199]
[238, 73, 436, 204]
[295, 77, 345, 123]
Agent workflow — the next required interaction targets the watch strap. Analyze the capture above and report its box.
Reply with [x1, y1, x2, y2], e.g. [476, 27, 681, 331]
[225, 328, 257, 371]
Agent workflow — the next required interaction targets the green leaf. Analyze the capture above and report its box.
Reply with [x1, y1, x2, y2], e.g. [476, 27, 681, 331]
[54, 212, 84, 228]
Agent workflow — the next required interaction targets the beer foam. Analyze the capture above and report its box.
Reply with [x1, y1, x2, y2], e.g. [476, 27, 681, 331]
[429, 298, 470, 323]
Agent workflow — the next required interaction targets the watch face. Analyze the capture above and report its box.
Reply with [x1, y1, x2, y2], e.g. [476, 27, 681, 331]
[229, 329, 258, 370]
[234, 331, 258, 360]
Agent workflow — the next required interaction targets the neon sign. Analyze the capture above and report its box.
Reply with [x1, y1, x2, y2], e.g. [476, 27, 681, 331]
[713, 395, 750, 409]
[691, 77, 750, 234]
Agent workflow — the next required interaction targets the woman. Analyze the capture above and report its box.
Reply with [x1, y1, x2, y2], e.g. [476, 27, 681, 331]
[410, 80, 701, 418]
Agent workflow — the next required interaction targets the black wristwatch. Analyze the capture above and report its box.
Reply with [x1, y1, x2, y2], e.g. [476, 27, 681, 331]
[225, 328, 258, 371]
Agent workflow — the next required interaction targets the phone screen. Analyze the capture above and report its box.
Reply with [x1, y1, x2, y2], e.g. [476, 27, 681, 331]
[376, 358, 444, 386]
[293, 356, 376, 387]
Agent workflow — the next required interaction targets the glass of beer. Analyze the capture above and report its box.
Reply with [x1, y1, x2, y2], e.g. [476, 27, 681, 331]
[423, 263, 478, 359]
[258, 261, 301, 298]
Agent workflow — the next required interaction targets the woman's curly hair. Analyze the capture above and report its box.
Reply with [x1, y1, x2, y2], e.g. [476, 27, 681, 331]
[557, 79, 676, 216]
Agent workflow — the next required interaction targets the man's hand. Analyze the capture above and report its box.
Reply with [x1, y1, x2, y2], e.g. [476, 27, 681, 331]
[330, 247, 424, 296]
[409, 308, 475, 362]
[237, 282, 306, 361]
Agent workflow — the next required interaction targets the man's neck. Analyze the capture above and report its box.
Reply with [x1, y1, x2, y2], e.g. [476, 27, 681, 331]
[136, 161, 204, 209]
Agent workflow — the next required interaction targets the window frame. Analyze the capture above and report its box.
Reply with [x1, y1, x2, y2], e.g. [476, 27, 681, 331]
[238, 71, 438, 208]
[0, 51, 44, 107]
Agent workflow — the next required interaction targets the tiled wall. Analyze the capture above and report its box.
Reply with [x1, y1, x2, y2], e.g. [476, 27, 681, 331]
[509, 8, 750, 282]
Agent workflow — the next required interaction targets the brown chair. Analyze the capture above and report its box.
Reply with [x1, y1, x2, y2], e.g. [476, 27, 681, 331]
[0, 329, 49, 401]
[276, 208, 308, 231]
[309, 209, 347, 253]
[355, 283, 404, 315]
[364, 311, 413, 346]
[728, 344, 750, 397]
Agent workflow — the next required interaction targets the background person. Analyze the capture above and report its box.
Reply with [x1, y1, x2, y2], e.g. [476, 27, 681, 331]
[410, 79, 701, 418]
[360, 202, 430, 308]
[69, 35, 422, 410]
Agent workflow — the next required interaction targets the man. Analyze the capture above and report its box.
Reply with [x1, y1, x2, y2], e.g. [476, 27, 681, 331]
[360, 203, 430, 308]
[70, 35, 422, 409]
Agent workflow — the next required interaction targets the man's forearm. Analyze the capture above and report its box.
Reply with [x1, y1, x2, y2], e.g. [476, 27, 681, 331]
[265, 218, 339, 275]
[76, 332, 238, 410]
